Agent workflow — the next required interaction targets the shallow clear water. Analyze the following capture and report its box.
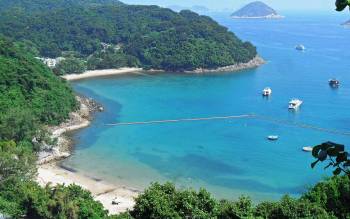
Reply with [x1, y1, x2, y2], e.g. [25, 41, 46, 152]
[64, 12, 350, 201]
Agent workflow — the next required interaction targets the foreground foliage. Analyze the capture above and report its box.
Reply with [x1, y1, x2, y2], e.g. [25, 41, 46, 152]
[2, 176, 348, 219]
[336, 0, 350, 11]
[0, 179, 108, 218]
[311, 141, 350, 176]
[124, 181, 342, 219]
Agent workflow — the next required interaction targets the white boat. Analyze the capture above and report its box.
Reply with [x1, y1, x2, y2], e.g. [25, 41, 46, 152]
[302, 146, 313, 152]
[262, 87, 272, 96]
[295, 44, 305, 51]
[288, 99, 303, 110]
[267, 135, 279, 141]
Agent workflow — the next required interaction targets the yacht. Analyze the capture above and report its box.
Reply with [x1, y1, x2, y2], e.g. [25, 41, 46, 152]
[288, 99, 303, 110]
[267, 135, 279, 141]
[262, 87, 272, 96]
[295, 44, 305, 51]
[329, 79, 340, 87]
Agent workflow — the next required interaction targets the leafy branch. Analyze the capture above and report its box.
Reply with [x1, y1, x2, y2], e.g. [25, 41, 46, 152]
[311, 141, 350, 176]
[336, 0, 350, 11]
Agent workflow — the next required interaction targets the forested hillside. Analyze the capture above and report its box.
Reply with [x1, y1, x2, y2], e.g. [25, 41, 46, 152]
[0, 0, 257, 72]
[0, 37, 77, 144]
[0, 0, 123, 12]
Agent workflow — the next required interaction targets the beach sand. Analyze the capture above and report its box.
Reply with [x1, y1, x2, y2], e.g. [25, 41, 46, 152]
[37, 163, 138, 215]
[62, 67, 143, 81]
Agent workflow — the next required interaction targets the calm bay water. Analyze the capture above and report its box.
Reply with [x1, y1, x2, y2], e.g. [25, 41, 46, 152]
[64, 12, 350, 201]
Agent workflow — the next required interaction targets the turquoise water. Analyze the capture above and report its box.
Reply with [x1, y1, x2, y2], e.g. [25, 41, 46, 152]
[64, 13, 350, 201]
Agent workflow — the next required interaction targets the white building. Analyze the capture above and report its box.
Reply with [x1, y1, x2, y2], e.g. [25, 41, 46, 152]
[35, 57, 65, 68]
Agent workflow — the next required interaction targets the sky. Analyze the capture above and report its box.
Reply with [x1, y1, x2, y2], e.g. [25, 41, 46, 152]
[121, 0, 336, 12]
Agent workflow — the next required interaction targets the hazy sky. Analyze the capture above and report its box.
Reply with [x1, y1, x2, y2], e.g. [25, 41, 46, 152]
[122, 0, 336, 11]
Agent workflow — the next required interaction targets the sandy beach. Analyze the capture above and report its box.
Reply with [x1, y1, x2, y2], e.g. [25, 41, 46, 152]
[37, 163, 138, 215]
[62, 67, 143, 81]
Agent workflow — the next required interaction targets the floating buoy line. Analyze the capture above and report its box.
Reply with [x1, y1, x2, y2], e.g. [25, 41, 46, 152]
[106, 114, 255, 126]
[105, 113, 350, 137]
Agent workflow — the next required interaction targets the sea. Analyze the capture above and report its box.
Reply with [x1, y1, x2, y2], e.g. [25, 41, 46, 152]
[63, 11, 350, 202]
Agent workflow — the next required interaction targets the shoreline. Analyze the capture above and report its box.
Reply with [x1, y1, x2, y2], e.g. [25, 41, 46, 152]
[61, 57, 265, 81]
[186, 56, 265, 74]
[38, 56, 266, 214]
[36, 96, 138, 215]
[62, 67, 143, 81]
[231, 15, 285, 19]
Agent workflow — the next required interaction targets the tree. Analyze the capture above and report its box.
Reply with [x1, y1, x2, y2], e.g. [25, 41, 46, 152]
[217, 196, 252, 219]
[131, 182, 218, 219]
[54, 57, 87, 75]
[0, 141, 36, 184]
[254, 196, 332, 219]
[302, 176, 350, 219]
[0, 181, 109, 218]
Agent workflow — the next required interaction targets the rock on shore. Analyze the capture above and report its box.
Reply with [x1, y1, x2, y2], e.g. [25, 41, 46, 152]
[37, 96, 102, 165]
[188, 56, 265, 73]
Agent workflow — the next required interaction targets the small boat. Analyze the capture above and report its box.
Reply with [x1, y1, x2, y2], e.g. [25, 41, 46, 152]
[329, 79, 340, 87]
[289, 99, 303, 110]
[302, 146, 313, 152]
[295, 44, 305, 51]
[267, 135, 279, 141]
[262, 87, 272, 96]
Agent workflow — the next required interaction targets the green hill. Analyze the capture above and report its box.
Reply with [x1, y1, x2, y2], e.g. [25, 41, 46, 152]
[0, 0, 123, 12]
[0, 37, 77, 142]
[0, 0, 257, 72]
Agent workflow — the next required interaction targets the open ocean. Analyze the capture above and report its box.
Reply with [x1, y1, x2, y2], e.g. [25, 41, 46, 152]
[64, 11, 350, 201]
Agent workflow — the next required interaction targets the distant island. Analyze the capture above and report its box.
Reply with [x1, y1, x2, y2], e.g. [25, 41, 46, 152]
[231, 1, 284, 19]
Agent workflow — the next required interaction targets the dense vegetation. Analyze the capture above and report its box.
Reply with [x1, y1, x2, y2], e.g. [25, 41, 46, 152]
[0, 0, 257, 72]
[2, 176, 348, 218]
[124, 178, 350, 219]
[0, 37, 110, 218]
[0, 37, 77, 144]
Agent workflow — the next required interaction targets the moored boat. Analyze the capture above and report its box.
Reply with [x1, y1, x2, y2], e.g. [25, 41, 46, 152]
[329, 79, 340, 87]
[288, 99, 303, 110]
[262, 87, 272, 96]
[267, 135, 279, 141]
[302, 146, 313, 152]
[295, 44, 305, 51]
